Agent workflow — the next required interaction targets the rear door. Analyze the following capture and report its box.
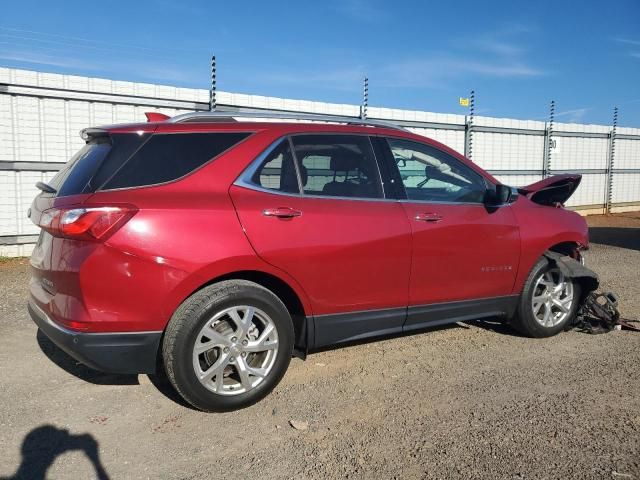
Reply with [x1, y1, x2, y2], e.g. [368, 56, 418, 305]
[380, 137, 520, 328]
[230, 134, 412, 347]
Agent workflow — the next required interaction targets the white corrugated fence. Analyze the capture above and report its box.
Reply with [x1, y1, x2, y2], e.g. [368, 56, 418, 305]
[1, 66, 639, 256]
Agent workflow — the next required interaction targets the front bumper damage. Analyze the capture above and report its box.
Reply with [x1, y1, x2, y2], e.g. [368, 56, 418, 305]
[543, 251, 599, 301]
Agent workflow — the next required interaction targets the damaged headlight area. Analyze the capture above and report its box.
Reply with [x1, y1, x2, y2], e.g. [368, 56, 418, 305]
[543, 251, 639, 334]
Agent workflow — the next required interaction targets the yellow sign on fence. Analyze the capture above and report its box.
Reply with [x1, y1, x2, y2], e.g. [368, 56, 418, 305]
[459, 97, 470, 107]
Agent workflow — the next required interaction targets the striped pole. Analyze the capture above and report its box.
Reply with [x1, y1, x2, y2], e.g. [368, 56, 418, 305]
[466, 90, 475, 160]
[210, 55, 217, 111]
[544, 100, 555, 177]
[360, 77, 369, 120]
[606, 106, 618, 213]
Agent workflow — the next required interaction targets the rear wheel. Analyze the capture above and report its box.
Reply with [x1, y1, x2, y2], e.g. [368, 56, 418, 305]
[512, 257, 581, 338]
[162, 280, 294, 412]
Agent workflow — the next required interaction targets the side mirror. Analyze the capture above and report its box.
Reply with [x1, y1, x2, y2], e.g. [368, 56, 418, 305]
[485, 184, 512, 206]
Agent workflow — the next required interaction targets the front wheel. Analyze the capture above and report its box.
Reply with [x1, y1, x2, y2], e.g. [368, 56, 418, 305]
[162, 280, 294, 412]
[512, 257, 581, 338]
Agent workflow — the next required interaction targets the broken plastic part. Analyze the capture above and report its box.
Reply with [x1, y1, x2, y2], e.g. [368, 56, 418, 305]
[543, 251, 599, 302]
[519, 175, 582, 206]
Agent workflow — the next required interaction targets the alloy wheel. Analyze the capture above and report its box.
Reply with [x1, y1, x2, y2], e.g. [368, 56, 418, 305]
[192, 305, 279, 396]
[531, 268, 574, 327]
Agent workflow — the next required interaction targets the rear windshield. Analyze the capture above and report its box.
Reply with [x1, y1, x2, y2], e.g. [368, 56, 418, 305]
[50, 132, 250, 196]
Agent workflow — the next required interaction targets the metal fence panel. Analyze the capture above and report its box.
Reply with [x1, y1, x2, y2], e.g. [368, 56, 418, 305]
[473, 132, 545, 171]
[611, 173, 640, 204]
[551, 136, 610, 171]
[615, 138, 640, 170]
[565, 173, 608, 208]
[406, 127, 466, 153]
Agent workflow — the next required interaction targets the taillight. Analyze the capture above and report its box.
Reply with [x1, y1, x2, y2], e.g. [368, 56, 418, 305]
[38, 206, 137, 241]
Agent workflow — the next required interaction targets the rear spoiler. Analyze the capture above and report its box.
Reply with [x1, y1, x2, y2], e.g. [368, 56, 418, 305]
[145, 112, 170, 122]
[79, 128, 109, 141]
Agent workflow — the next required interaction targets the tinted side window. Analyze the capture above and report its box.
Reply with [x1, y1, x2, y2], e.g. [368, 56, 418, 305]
[104, 132, 250, 189]
[250, 140, 299, 193]
[49, 139, 111, 196]
[88, 133, 148, 191]
[291, 135, 383, 199]
[388, 138, 486, 203]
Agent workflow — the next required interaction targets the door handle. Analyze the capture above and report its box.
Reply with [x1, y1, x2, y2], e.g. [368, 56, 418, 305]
[262, 207, 302, 219]
[415, 212, 443, 223]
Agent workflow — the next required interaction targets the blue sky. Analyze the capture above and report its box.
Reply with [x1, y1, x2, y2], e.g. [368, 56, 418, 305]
[1, 0, 639, 126]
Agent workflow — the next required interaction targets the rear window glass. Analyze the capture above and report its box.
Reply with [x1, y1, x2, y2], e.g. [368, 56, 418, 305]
[103, 132, 250, 190]
[48, 139, 111, 196]
[250, 140, 300, 194]
[87, 133, 148, 191]
[291, 134, 383, 199]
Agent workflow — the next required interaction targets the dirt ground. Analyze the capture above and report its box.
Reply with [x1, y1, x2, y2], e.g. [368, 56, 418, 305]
[1, 213, 639, 479]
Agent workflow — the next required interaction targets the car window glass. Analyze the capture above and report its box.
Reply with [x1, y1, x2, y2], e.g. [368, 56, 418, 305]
[388, 138, 486, 203]
[48, 141, 111, 196]
[250, 140, 300, 194]
[291, 135, 383, 199]
[103, 132, 250, 189]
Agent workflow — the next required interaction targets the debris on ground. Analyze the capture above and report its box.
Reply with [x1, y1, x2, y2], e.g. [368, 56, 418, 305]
[575, 291, 640, 334]
[289, 420, 309, 431]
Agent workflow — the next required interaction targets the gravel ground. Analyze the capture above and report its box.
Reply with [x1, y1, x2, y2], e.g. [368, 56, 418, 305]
[0, 213, 639, 479]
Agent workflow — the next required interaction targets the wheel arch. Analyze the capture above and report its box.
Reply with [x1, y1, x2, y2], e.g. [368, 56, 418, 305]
[514, 232, 588, 295]
[167, 269, 312, 357]
[547, 240, 584, 259]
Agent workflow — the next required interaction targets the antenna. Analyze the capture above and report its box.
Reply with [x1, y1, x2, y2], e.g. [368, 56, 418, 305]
[210, 55, 217, 111]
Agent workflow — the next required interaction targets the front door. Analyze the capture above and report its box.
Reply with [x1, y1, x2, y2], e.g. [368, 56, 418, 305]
[382, 137, 520, 328]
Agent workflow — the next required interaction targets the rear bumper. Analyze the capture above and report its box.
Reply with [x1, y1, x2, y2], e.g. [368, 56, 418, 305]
[28, 301, 161, 374]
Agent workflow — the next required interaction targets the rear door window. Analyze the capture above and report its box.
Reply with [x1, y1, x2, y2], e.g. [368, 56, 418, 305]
[250, 139, 300, 194]
[103, 132, 251, 190]
[290, 134, 383, 199]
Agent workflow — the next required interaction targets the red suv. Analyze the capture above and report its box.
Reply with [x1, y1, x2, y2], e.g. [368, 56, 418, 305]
[28, 112, 588, 411]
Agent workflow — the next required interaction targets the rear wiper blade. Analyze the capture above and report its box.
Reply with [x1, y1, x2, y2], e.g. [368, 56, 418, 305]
[35, 181, 57, 194]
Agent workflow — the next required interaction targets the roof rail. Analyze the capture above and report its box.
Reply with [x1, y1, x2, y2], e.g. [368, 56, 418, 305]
[167, 111, 408, 131]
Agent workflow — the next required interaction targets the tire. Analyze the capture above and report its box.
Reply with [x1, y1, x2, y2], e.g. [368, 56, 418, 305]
[162, 280, 294, 412]
[511, 256, 581, 338]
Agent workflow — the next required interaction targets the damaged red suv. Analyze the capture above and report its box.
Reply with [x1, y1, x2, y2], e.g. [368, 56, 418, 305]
[28, 112, 588, 411]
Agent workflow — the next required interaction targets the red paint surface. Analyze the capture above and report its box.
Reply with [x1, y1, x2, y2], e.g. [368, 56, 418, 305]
[29, 122, 588, 333]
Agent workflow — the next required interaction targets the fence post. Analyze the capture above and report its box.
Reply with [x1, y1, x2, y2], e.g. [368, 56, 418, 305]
[464, 90, 475, 160]
[605, 106, 618, 214]
[360, 77, 368, 120]
[210, 55, 217, 111]
[543, 100, 555, 178]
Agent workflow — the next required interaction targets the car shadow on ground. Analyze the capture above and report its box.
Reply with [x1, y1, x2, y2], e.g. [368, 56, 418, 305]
[36, 319, 521, 408]
[0, 425, 109, 480]
[36, 330, 196, 409]
[468, 318, 525, 336]
[589, 226, 640, 251]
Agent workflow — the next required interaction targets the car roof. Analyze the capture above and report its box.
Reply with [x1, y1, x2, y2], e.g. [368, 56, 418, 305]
[100, 120, 427, 144]
[92, 114, 498, 184]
